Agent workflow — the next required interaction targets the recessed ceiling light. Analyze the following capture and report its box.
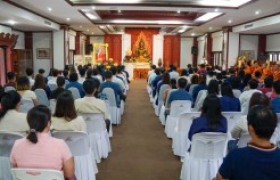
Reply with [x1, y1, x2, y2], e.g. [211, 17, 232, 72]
[228, 19, 232, 24]
[118, 9, 122, 13]
[87, 29, 89, 32]
[86, 13, 98, 20]
[7, 20, 16, 25]
[92, 6, 96, 10]
[255, 10, 260, 15]
[191, 33, 195, 36]
[66, 18, 71, 21]
[178, 29, 185, 33]
[100, 26, 105, 28]
[92, 32, 95, 34]
[177, 10, 181, 14]
[47, 7, 52, 12]
[209, 27, 213, 30]
[79, 25, 82, 28]
[214, 8, 219, 12]
[195, 12, 222, 22]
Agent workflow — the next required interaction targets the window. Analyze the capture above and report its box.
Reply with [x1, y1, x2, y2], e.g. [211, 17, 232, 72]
[213, 51, 222, 66]
[267, 52, 280, 62]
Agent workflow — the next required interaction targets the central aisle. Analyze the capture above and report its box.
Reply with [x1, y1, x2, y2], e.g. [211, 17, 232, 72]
[96, 80, 181, 180]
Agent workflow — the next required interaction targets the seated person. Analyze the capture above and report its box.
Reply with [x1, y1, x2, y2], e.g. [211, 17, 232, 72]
[10, 105, 75, 180]
[47, 68, 59, 85]
[217, 105, 280, 180]
[192, 74, 207, 103]
[111, 66, 125, 92]
[76, 79, 110, 131]
[50, 76, 66, 99]
[66, 72, 85, 98]
[52, 91, 86, 132]
[271, 80, 280, 113]
[258, 75, 273, 95]
[78, 68, 86, 84]
[4, 71, 17, 89]
[188, 94, 227, 141]
[0, 91, 29, 134]
[219, 82, 241, 112]
[32, 74, 51, 99]
[38, 68, 48, 84]
[17, 76, 38, 105]
[25, 67, 35, 87]
[231, 93, 270, 139]
[100, 71, 126, 108]
[169, 66, 180, 81]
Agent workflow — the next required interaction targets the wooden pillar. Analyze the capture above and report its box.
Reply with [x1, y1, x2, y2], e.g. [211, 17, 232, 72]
[193, 37, 198, 66]
[85, 35, 91, 55]
[258, 34, 266, 57]
[206, 33, 213, 66]
[25, 32, 33, 50]
[75, 31, 81, 55]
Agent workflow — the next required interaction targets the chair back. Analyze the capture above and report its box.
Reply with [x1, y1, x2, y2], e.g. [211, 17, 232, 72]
[68, 87, 81, 100]
[237, 134, 251, 148]
[170, 100, 192, 116]
[52, 131, 90, 156]
[176, 112, 200, 133]
[48, 83, 58, 91]
[19, 99, 34, 113]
[102, 88, 117, 107]
[0, 131, 24, 157]
[190, 132, 228, 159]
[34, 89, 50, 106]
[194, 90, 207, 107]
[11, 168, 64, 180]
[222, 112, 243, 136]
[80, 113, 107, 133]
[158, 84, 170, 102]
[49, 99, 57, 114]
[233, 89, 242, 98]
[4, 86, 16, 92]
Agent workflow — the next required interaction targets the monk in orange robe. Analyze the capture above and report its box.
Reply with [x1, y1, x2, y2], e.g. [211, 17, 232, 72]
[262, 64, 272, 79]
[245, 62, 253, 74]
[273, 65, 280, 81]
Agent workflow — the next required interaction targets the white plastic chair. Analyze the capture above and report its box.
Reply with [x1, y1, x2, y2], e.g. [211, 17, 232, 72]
[194, 90, 207, 111]
[34, 89, 50, 106]
[80, 113, 112, 163]
[68, 87, 81, 100]
[19, 99, 34, 113]
[157, 84, 170, 117]
[222, 112, 243, 139]
[52, 131, 97, 180]
[237, 134, 251, 148]
[0, 131, 24, 180]
[4, 86, 16, 92]
[48, 83, 58, 91]
[49, 99, 57, 114]
[233, 89, 242, 98]
[102, 88, 121, 125]
[159, 89, 176, 125]
[165, 100, 192, 138]
[180, 132, 228, 180]
[11, 168, 64, 180]
[172, 112, 200, 157]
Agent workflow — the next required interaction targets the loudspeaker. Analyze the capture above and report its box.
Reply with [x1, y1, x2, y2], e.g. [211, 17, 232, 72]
[191, 46, 198, 55]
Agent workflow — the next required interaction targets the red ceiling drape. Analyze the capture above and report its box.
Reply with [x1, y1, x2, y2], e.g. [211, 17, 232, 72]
[163, 35, 181, 68]
[104, 34, 122, 65]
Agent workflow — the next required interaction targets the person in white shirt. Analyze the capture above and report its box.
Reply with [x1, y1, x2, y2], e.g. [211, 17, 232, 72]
[200, 56, 208, 65]
[169, 66, 180, 81]
[48, 68, 59, 85]
[239, 79, 262, 114]
[17, 76, 38, 106]
[0, 91, 29, 134]
[148, 65, 156, 79]
[78, 68, 86, 84]
[25, 67, 35, 87]
[110, 66, 125, 91]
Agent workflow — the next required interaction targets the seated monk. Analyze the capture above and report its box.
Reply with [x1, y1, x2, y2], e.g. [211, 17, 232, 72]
[273, 65, 280, 81]
[245, 62, 253, 74]
[262, 64, 272, 81]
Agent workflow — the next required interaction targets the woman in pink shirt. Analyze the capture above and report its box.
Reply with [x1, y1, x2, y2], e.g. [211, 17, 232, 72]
[10, 105, 75, 179]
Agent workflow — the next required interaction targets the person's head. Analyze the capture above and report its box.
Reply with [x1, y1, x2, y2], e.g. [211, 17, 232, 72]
[172, 66, 177, 71]
[249, 92, 270, 108]
[17, 76, 30, 91]
[221, 82, 234, 97]
[52, 69, 58, 77]
[231, 77, 241, 89]
[216, 73, 223, 81]
[229, 68, 235, 75]
[38, 68, 45, 75]
[162, 72, 170, 84]
[247, 105, 277, 140]
[104, 71, 113, 80]
[208, 71, 215, 77]
[27, 105, 51, 144]
[7, 72, 16, 82]
[187, 64, 192, 69]
[181, 69, 188, 76]
[201, 94, 223, 130]
[200, 64, 206, 69]
[264, 76, 273, 88]
[238, 70, 245, 78]
[0, 90, 21, 119]
[248, 79, 258, 89]
[25, 68, 34, 77]
[117, 66, 123, 74]
[32, 74, 46, 90]
[92, 68, 98, 76]
[54, 91, 77, 121]
[191, 74, 199, 84]
[83, 79, 99, 95]
[178, 78, 187, 89]
[110, 66, 117, 75]
[221, 70, 227, 78]
[170, 79, 177, 89]
[86, 68, 93, 79]
[63, 70, 69, 78]
[69, 72, 78, 82]
[198, 74, 206, 85]
[244, 73, 252, 83]
[193, 67, 198, 73]
[79, 68, 86, 77]
[273, 80, 280, 95]
[155, 68, 160, 75]
[207, 80, 219, 95]
[57, 76, 65, 88]
[151, 65, 156, 70]
[254, 71, 262, 79]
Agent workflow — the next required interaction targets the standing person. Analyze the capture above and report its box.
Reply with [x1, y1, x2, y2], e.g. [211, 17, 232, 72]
[217, 106, 280, 180]
[10, 105, 75, 180]
[25, 68, 34, 86]
[32, 74, 52, 99]
[4, 72, 17, 89]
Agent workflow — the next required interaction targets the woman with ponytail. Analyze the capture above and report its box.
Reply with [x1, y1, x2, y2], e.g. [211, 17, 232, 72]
[10, 105, 75, 179]
[188, 94, 228, 141]
[0, 91, 29, 133]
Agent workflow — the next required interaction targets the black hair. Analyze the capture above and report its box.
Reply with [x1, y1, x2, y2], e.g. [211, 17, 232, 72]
[17, 76, 30, 91]
[69, 72, 78, 82]
[54, 91, 77, 121]
[79, 68, 86, 77]
[207, 80, 219, 95]
[0, 91, 21, 119]
[117, 66, 123, 73]
[231, 77, 241, 89]
[86, 68, 93, 79]
[216, 73, 223, 81]
[201, 94, 224, 130]
[104, 71, 113, 79]
[162, 73, 170, 84]
[63, 70, 69, 77]
[56, 76, 65, 87]
[208, 71, 215, 77]
[247, 105, 277, 140]
[38, 69, 45, 74]
[151, 65, 156, 70]
[7, 72, 15, 80]
[181, 69, 188, 76]
[52, 69, 58, 77]
[248, 79, 258, 89]
[27, 105, 51, 144]
[170, 79, 177, 89]
[92, 68, 98, 76]
[83, 79, 98, 94]
[249, 92, 270, 108]
[178, 78, 187, 89]
[254, 71, 262, 79]
[264, 76, 273, 88]
[25, 68, 34, 76]
[221, 82, 234, 97]
[155, 68, 160, 75]
[110, 66, 117, 75]
[273, 80, 280, 95]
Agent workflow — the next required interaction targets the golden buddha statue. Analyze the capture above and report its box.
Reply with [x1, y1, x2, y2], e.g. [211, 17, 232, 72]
[134, 38, 150, 63]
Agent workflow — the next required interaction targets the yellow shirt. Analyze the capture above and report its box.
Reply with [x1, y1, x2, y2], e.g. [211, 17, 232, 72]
[75, 96, 109, 120]
[0, 110, 29, 134]
[51, 116, 86, 132]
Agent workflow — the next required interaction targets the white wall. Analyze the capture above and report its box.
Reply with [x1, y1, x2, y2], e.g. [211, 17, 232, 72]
[153, 34, 164, 66]
[212, 31, 223, 52]
[122, 34, 131, 63]
[197, 35, 206, 64]
[90, 36, 104, 44]
[0, 25, 12, 34]
[33, 32, 52, 75]
[12, 30, 25, 49]
[228, 33, 240, 67]
[68, 30, 76, 50]
[240, 35, 259, 59]
[180, 37, 193, 68]
[266, 34, 280, 51]
[53, 30, 64, 70]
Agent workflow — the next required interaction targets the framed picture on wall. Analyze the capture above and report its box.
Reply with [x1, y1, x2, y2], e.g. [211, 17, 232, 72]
[36, 48, 50, 59]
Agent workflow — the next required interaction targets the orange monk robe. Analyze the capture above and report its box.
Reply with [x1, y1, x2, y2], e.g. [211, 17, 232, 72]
[273, 70, 280, 81]
[245, 66, 252, 74]
[262, 67, 272, 77]
[253, 66, 263, 75]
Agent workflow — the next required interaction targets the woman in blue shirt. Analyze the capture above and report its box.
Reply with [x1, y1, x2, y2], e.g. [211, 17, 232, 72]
[188, 94, 227, 141]
[219, 82, 241, 112]
[192, 74, 207, 103]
